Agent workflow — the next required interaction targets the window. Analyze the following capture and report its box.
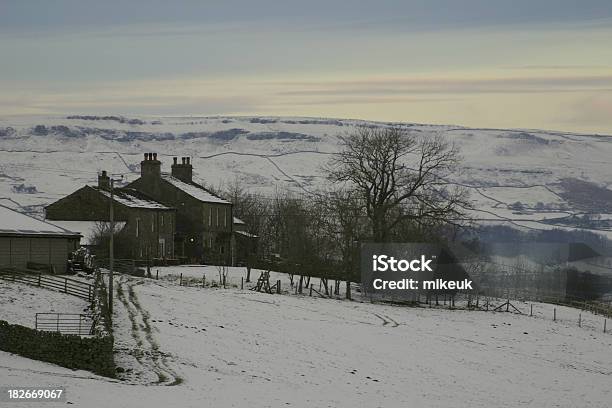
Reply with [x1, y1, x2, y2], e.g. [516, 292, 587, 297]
[159, 238, 165, 258]
[161, 215, 164, 226]
[208, 207, 212, 226]
[151, 215, 155, 232]
[223, 208, 227, 227]
[216, 207, 219, 226]
[136, 218, 140, 237]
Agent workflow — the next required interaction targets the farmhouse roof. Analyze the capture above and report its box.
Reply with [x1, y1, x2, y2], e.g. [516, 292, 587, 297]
[94, 187, 174, 210]
[161, 174, 230, 204]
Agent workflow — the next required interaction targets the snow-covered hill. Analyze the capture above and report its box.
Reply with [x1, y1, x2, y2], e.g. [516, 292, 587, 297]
[1, 114, 611, 236]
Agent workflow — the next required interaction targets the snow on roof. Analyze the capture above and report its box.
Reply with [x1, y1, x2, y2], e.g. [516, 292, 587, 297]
[161, 174, 230, 204]
[49, 220, 127, 245]
[235, 230, 258, 238]
[0, 205, 81, 237]
[233, 217, 246, 225]
[95, 187, 173, 210]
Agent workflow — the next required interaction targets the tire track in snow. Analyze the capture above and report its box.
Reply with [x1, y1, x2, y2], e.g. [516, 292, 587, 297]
[373, 313, 399, 327]
[116, 276, 182, 385]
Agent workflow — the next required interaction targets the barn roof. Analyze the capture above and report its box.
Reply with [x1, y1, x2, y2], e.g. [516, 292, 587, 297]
[161, 174, 230, 204]
[0, 205, 81, 238]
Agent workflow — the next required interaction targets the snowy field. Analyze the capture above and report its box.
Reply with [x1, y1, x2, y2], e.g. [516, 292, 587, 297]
[2, 273, 612, 407]
[0, 280, 89, 328]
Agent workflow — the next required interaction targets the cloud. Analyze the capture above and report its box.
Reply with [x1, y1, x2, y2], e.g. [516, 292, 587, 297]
[275, 75, 612, 97]
[559, 95, 612, 128]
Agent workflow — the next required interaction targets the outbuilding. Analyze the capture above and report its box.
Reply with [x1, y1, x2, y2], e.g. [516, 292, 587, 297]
[0, 205, 81, 273]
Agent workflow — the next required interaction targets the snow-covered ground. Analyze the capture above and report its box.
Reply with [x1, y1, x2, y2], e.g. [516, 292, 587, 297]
[2, 273, 611, 407]
[0, 280, 90, 328]
[152, 265, 351, 298]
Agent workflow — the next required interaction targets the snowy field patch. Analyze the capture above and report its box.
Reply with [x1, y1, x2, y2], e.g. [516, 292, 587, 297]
[0, 280, 90, 328]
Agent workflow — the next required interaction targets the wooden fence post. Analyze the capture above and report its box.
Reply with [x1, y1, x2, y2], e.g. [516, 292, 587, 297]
[554, 308, 556, 322]
[530, 304, 533, 317]
[310, 284, 313, 297]
[180, 273, 183, 286]
[241, 277, 244, 290]
[604, 319, 607, 333]
[579, 312, 581, 327]
[277, 280, 281, 294]
[156, 270, 159, 280]
[38, 274, 41, 287]
[64, 277, 68, 293]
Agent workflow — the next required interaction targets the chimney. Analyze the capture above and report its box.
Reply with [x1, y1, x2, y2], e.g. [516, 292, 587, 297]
[98, 170, 110, 190]
[141, 152, 161, 178]
[171, 156, 193, 183]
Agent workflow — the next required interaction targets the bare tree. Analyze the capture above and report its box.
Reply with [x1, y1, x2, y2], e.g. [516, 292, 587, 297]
[321, 189, 368, 299]
[91, 221, 132, 259]
[327, 127, 470, 242]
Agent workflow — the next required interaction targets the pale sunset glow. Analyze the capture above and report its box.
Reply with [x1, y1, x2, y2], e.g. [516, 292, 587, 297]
[1, 1, 611, 133]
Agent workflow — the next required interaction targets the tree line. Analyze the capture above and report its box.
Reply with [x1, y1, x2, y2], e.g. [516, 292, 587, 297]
[221, 126, 470, 284]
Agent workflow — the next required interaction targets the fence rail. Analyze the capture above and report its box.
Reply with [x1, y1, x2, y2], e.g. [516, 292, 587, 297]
[35, 313, 95, 336]
[0, 267, 93, 301]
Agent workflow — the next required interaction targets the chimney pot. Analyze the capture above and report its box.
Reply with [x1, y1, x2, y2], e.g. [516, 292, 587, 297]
[173, 157, 177, 165]
[172, 156, 193, 182]
[141, 153, 161, 178]
[98, 170, 110, 190]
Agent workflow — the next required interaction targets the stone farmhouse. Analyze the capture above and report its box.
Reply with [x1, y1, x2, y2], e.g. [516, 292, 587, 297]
[126, 153, 235, 264]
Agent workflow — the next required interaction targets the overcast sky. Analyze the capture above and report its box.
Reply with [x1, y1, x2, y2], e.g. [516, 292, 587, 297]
[1, 0, 611, 133]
